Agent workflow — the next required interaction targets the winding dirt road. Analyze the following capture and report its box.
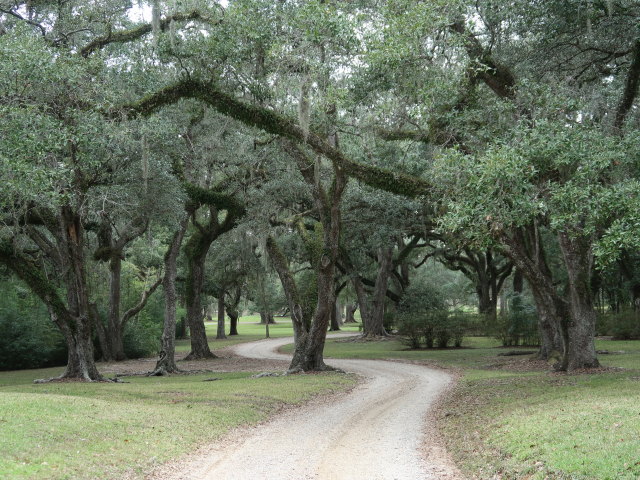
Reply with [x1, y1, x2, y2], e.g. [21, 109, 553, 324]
[156, 336, 462, 480]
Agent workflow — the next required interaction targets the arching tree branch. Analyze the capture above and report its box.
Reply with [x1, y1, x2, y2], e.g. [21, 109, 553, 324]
[80, 11, 218, 57]
[117, 79, 431, 198]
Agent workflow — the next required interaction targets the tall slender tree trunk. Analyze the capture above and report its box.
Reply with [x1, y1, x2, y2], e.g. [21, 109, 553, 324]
[151, 217, 188, 375]
[108, 255, 127, 361]
[216, 293, 227, 339]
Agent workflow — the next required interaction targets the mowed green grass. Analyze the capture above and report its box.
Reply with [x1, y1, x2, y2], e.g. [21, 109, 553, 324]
[315, 334, 640, 479]
[0, 316, 357, 480]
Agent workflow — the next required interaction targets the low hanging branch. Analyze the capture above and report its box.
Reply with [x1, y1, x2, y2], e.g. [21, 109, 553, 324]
[80, 10, 219, 57]
[116, 79, 431, 199]
[121, 275, 163, 326]
[450, 20, 517, 100]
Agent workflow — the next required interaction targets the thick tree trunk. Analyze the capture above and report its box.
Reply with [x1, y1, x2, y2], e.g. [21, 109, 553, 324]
[54, 309, 102, 381]
[364, 246, 393, 337]
[529, 284, 566, 364]
[513, 268, 524, 294]
[1, 207, 104, 381]
[266, 236, 309, 350]
[89, 302, 111, 362]
[277, 139, 346, 372]
[476, 281, 495, 317]
[58, 208, 103, 380]
[352, 276, 371, 331]
[345, 303, 357, 323]
[501, 225, 566, 366]
[216, 294, 227, 339]
[558, 232, 600, 370]
[228, 310, 239, 335]
[225, 286, 241, 336]
[293, 255, 336, 371]
[185, 253, 215, 360]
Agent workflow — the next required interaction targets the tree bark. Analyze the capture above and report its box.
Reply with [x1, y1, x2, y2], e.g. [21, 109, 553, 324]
[329, 298, 341, 331]
[151, 216, 189, 375]
[225, 287, 241, 336]
[501, 225, 566, 366]
[558, 231, 600, 370]
[364, 246, 393, 337]
[107, 254, 126, 361]
[228, 310, 239, 335]
[352, 276, 371, 331]
[184, 249, 216, 359]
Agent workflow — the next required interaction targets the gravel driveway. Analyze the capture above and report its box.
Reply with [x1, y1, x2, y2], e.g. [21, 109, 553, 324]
[151, 335, 463, 480]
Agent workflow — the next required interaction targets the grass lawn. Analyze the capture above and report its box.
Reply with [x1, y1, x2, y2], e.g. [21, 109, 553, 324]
[314, 335, 640, 480]
[0, 315, 358, 480]
[175, 315, 361, 353]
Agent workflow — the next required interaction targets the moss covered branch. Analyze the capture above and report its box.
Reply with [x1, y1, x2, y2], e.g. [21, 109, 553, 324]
[119, 79, 431, 199]
[80, 11, 217, 57]
[450, 20, 516, 100]
[183, 182, 245, 215]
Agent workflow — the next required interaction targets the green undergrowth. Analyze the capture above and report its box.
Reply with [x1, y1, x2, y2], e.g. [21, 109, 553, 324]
[0, 368, 355, 479]
[315, 335, 640, 479]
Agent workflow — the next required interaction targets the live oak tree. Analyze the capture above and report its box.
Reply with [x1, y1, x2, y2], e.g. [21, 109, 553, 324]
[358, 0, 640, 370]
[4, 0, 640, 377]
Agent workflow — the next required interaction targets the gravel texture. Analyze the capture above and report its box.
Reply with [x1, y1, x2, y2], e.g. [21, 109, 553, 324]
[146, 335, 464, 480]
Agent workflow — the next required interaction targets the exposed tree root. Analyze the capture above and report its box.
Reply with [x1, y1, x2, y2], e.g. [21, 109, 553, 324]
[183, 351, 217, 361]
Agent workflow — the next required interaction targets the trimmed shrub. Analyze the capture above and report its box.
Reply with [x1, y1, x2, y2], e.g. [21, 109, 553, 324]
[597, 311, 640, 339]
[489, 294, 539, 346]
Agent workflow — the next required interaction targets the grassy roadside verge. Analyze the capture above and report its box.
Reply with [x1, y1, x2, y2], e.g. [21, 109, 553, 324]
[313, 336, 640, 479]
[0, 318, 358, 480]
